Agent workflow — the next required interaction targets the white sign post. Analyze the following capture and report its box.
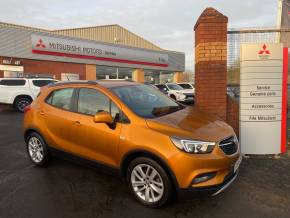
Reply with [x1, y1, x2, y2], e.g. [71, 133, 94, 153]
[240, 43, 288, 154]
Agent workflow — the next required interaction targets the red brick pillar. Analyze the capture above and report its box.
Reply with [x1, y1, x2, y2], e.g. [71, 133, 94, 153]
[194, 8, 228, 120]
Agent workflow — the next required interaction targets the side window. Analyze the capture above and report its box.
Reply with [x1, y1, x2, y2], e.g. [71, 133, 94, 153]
[46, 88, 74, 111]
[77, 88, 120, 120]
[0, 79, 26, 86]
[32, 80, 55, 87]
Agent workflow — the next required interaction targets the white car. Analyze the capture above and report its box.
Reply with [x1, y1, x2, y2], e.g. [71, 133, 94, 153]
[177, 83, 195, 94]
[0, 78, 57, 112]
[154, 83, 194, 103]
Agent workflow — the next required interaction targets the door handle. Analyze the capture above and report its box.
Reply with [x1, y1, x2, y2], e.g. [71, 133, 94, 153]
[74, 121, 81, 126]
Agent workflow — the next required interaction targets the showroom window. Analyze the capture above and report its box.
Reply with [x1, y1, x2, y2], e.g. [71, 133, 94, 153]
[144, 70, 174, 84]
[96, 65, 133, 80]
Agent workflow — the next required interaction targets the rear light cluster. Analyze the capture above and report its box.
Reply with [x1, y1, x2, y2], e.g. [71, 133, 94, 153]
[24, 105, 31, 113]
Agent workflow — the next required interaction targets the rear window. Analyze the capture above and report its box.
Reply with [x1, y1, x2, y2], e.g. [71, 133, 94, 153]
[0, 79, 26, 86]
[32, 80, 56, 87]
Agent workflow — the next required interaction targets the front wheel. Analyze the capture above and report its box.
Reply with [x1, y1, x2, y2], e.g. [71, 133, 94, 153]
[127, 157, 173, 208]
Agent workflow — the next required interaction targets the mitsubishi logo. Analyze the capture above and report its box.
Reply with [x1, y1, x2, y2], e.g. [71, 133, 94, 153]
[36, 39, 46, 48]
[258, 44, 270, 55]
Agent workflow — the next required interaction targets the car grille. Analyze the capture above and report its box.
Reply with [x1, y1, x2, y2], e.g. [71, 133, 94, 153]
[219, 136, 238, 155]
[185, 93, 194, 99]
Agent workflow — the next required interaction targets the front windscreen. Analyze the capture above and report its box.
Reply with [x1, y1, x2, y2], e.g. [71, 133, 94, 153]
[110, 84, 184, 118]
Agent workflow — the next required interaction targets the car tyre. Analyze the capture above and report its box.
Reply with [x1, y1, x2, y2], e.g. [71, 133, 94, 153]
[127, 157, 173, 208]
[170, 95, 176, 100]
[14, 96, 32, 113]
[26, 132, 50, 166]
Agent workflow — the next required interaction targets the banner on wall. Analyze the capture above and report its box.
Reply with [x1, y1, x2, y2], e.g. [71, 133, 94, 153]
[31, 34, 169, 68]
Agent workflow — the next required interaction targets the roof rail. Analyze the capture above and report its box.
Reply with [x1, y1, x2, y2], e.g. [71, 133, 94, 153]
[48, 80, 98, 87]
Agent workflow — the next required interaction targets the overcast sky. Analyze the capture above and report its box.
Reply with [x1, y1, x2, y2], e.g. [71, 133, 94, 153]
[0, 0, 279, 71]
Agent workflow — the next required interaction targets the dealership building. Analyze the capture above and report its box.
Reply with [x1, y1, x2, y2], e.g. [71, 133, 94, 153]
[0, 22, 185, 83]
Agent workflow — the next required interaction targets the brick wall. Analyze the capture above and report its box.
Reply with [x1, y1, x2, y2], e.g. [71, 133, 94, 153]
[194, 7, 240, 135]
[0, 56, 88, 80]
[194, 8, 228, 120]
[23, 59, 86, 80]
[226, 96, 239, 136]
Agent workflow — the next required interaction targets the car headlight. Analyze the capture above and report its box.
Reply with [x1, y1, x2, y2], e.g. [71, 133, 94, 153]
[170, 136, 215, 154]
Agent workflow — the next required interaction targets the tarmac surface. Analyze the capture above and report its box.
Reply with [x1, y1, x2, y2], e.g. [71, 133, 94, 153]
[0, 107, 290, 218]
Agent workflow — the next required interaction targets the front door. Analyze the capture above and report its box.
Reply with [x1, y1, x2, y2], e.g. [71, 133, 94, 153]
[71, 88, 122, 168]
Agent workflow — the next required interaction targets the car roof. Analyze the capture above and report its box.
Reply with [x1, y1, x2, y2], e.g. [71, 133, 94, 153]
[97, 80, 137, 88]
[49, 80, 138, 89]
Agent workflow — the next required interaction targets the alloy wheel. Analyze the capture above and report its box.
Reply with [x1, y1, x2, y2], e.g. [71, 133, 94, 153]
[131, 164, 164, 203]
[17, 99, 30, 112]
[28, 137, 44, 163]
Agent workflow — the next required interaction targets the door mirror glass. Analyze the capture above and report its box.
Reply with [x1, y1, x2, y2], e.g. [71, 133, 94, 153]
[93, 111, 114, 124]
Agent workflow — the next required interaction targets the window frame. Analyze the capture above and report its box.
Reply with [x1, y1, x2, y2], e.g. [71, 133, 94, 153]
[32, 79, 56, 87]
[45, 87, 76, 112]
[74, 87, 130, 124]
[0, 79, 26, 86]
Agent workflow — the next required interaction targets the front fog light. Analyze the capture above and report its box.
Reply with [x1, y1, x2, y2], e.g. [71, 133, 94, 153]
[170, 136, 215, 154]
[192, 172, 216, 184]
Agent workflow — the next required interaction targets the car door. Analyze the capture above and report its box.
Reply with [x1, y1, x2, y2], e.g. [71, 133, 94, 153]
[70, 87, 122, 168]
[41, 87, 77, 152]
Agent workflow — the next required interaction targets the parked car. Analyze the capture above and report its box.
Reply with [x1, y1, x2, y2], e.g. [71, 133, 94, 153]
[154, 83, 194, 103]
[177, 83, 195, 94]
[154, 84, 169, 94]
[0, 78, 57, 112]
[227, 85, 240, 100]
[24, 80, 241, 208]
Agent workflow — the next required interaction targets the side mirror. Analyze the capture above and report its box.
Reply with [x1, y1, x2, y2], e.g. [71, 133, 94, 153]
[93, 111, 114, 124]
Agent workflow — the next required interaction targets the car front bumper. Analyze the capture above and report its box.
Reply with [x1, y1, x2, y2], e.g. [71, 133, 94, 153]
[178, 169, 239, 198]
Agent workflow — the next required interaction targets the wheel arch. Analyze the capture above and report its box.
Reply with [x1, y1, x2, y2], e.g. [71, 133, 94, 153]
[13, 94, 33, 105]
[24, 128, 43, 143]
[120, 149, 179, 192]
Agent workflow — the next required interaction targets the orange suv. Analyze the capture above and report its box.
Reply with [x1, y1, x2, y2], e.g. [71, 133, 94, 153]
[23, 80, 242, 207]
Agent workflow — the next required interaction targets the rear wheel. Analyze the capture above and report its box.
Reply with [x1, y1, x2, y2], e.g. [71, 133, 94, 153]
[127, 157, 173, 208]
[26, 132, 50, 166]
[14, 96, 32, 112]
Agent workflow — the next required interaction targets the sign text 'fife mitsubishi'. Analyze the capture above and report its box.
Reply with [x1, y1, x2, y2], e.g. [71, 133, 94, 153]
[240, 43, 288, 155]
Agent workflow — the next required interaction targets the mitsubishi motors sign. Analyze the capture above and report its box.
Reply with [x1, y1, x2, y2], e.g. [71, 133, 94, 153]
[31, 34, 169, 68]
[240, 43, 288, 154]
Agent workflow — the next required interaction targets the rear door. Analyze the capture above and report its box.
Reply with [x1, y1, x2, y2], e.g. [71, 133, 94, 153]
[41, 87, 77, 151]
[0, 79, 27, 104]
